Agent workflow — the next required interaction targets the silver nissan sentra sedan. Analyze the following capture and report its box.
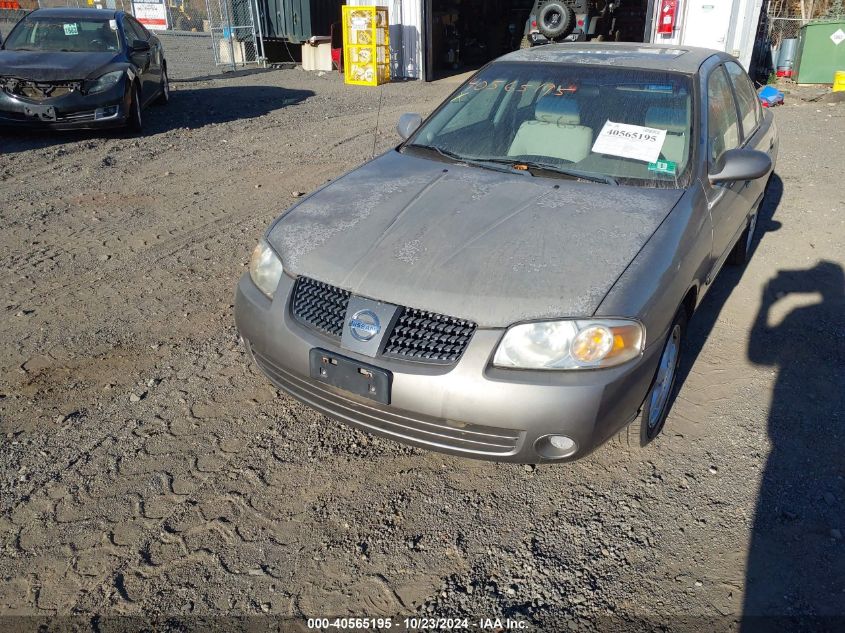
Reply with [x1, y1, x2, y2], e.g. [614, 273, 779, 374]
[235, 43, 777, 463]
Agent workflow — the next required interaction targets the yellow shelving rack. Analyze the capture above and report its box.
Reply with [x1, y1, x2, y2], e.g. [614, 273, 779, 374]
[342, 5, 390, 87]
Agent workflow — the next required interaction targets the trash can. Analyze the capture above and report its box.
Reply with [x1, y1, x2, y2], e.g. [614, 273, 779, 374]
[776, 38, 797, 77]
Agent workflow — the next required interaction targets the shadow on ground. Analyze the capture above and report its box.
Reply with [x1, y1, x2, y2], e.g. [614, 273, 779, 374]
[0, 84, 314, 154]
[736, 173, 845, 625]
[172, 67, 288, 84]
[657, 172, 845, 626]
[740, 257, 845, 630]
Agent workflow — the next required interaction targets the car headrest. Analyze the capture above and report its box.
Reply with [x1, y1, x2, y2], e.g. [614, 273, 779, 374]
[645, 106, 687, 134]
[535, 97, 580, 125]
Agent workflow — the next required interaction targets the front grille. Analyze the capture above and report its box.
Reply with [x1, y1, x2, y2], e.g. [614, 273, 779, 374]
[291, 276, 350, 338]
[384, 308, 476, 363]
[20, 85, 73, 100]
[249, 344, 522, 457]
[291, 276, 477, 364]
[1, 79, 80, 102]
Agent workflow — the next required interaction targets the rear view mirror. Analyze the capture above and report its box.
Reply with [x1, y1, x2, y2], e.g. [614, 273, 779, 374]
[397, 113, 422, 140]
[709, 148, 772, 185]
[131, 39, 151, 52]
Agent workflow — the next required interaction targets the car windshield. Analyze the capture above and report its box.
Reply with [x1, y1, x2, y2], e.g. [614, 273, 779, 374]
[3, 16, 121, 53]
[404, 61, 694, 188]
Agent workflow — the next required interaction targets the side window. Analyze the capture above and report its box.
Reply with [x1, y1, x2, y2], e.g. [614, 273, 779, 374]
[135, 18, 151, 39]
[124, 17, 147, 42]
[725, 61, 759, 139]
[707, 66, 740, 167]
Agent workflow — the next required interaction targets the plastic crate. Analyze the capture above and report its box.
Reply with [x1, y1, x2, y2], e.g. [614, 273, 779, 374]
[342, 5, 390, 86]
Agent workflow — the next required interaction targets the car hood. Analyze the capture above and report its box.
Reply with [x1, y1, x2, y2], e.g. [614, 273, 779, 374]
[268, 151, 683, 328]
[0, 51, 119, 81]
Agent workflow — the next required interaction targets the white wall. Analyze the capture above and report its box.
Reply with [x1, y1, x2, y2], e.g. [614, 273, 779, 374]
[651, 0, 763, 70]
[728, 0, 764, 69]
[346, 0, 424, 79]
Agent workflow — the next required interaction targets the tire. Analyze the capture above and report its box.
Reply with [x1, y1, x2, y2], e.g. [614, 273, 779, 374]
[617, 308, 688, 450]
[156, 66, 170, 105]
[127, 83, 143, 133]
[727, 211, 759, 266]
[538, 2, 576, 39]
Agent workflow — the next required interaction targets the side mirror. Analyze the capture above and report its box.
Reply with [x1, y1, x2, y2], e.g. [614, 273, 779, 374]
[397, 113, 422, 140]
[131, 39, 151, 52]
[709, 148, 771, 185]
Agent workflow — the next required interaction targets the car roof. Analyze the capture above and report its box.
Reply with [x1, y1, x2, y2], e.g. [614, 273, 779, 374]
[27, 7, 121, 19]
[499, 42, 729, 75]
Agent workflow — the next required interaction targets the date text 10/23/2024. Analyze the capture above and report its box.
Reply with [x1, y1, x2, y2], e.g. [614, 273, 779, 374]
[307, 617, 530, 630]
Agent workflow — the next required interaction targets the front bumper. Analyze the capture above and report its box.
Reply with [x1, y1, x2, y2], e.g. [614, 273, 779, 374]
[0, 80, 129, 130]
[235, 273, 663, 463]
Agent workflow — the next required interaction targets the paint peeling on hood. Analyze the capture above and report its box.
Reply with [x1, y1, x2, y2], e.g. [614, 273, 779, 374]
[267, 150, 683, 328]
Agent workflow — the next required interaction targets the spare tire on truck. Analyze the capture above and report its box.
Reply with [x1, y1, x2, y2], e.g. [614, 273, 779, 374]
[538, 2, 576, 39]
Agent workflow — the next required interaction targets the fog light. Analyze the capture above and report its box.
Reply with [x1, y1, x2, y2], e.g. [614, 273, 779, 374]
[549, 435, 575, 452]
[95, 105, 119, 120]
[534, 434, 579, 459]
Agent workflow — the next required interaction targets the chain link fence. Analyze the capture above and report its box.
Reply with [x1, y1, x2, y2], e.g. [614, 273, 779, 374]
[0, 0, 263, 80]
[752, 0, 845, 80]
[204, 0, 263, 71]
[769, 16, 805, 47]
[766, 0, 845, 45]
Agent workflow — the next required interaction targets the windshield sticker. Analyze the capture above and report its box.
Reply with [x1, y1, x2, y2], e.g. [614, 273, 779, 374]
[452, 80, 577, 103]
[63, 23, 79, 36]
[109, 19, 118, 30]
[648, 159, 677, 175]
[592, 121, 668, 163]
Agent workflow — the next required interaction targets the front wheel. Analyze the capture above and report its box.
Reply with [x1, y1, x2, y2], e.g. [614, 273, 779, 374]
[727, 211, 759, 266]
[617, 308, 687, 450]
[156, 66, 170, 105]
[127, 83, 143, 133]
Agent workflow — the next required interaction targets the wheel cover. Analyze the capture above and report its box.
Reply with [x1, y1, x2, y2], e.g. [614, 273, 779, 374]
[648, 324, 680, 430]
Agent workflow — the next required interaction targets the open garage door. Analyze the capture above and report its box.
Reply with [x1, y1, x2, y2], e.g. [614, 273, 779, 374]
[423, 0, 656, 81]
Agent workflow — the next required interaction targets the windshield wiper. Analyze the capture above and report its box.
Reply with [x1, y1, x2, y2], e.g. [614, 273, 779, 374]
[404, 144, 526, 175]
[469, 157, 618, 185]
[405, 143, 465, 161]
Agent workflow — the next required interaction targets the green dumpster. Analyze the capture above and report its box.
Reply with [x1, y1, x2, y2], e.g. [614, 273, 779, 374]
[794, 20, 845, 84]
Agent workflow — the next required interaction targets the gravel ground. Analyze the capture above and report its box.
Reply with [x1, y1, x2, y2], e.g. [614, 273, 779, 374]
[0, 70, 843, 631]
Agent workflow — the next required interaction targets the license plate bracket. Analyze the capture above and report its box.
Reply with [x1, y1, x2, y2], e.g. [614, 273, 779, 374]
[309, 348, 391, 405]
[23, 104, 57, 121]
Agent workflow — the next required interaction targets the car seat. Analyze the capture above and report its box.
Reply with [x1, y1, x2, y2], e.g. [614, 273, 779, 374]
[645, 106, 688, 167]
[507, 96, 593, 163]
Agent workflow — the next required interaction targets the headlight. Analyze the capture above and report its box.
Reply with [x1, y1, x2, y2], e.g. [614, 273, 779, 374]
[87, 70, 124, 94]
[493, 318, 645, 370]
[249, 239, 283, 299]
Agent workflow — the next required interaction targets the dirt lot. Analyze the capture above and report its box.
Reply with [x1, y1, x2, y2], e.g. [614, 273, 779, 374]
[0, 70, 843, 631]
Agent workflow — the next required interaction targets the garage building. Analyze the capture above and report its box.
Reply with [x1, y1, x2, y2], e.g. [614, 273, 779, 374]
[342, 0, 764, 81]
